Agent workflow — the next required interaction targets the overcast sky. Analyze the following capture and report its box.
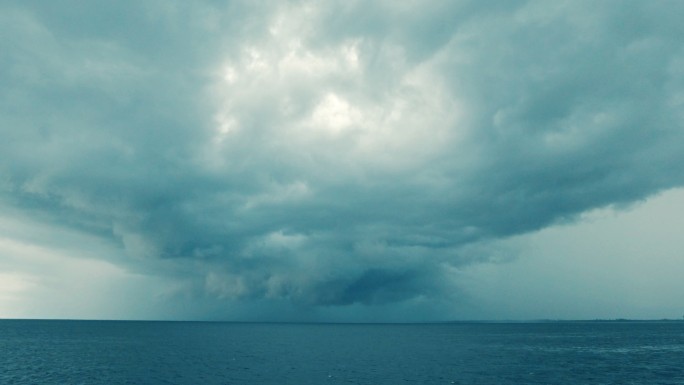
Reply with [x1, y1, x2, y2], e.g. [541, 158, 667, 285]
[1, 0, 683, 322]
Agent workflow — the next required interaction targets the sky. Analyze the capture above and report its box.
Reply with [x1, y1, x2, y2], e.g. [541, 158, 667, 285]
[1, 0, 683, 322]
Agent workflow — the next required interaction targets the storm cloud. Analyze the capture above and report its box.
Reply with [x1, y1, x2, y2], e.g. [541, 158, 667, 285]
[2, 0, 683, 317]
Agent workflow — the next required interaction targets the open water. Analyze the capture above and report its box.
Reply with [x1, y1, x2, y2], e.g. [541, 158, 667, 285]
[1, 320, 683, 384]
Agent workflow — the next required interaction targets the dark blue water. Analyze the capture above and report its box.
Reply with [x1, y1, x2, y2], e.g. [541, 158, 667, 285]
[1, 320, 683, 384]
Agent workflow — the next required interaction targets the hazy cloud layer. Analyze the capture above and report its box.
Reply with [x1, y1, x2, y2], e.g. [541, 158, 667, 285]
[2, 1, 683, 315]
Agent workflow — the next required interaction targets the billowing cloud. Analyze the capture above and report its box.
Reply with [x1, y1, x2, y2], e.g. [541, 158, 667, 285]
[1, 0, 683, 319]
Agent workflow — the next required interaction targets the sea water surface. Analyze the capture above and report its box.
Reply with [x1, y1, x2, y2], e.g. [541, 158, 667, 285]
[1, 320, 683, 384]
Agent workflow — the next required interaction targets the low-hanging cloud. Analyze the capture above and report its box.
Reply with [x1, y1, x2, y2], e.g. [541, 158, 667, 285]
[1, 0, 683, 313]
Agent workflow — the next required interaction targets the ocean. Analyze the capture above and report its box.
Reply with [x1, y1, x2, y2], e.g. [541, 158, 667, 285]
[1, 320, 683, 384]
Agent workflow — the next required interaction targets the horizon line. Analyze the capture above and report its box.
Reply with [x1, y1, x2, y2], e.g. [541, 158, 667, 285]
[2, 317, 683, 324]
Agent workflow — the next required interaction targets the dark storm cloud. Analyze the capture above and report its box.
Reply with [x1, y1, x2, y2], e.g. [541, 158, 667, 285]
[1, 0, 683, 310]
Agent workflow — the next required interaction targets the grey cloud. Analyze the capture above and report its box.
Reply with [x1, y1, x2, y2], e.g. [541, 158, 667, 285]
[1, 0, 683, 316]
